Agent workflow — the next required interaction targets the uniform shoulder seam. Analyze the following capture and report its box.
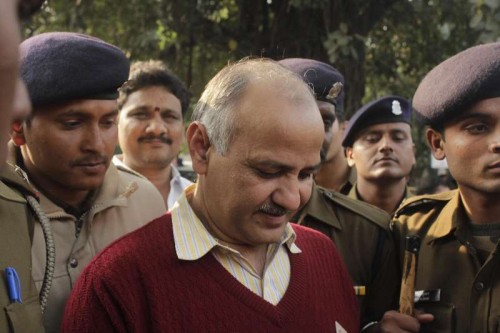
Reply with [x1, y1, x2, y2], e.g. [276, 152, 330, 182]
[395, 190, 456, 217]
[320, 187, 390, 227]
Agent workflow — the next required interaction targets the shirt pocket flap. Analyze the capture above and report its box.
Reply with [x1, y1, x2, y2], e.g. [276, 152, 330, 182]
[418, 302, 455, 333]
[5, 296, 44, 333]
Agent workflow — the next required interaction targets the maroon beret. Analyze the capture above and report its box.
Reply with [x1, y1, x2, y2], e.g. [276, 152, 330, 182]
[278, 58, 345, 113]
[20, 32, 130, 108]
[413, 42, 500, 126]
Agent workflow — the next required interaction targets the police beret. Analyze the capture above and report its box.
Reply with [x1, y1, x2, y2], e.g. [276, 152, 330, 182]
[278, 58, 344, 107]
[342, 96, 412, 147]
[413, 42, 500, 126]
[20, 32, 130, 108]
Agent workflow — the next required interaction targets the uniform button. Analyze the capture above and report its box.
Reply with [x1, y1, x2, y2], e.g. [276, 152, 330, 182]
[474, 282, 484, 291]
[69, 258, 78, 268]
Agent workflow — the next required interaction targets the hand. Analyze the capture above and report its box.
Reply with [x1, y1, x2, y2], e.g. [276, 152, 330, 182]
[368, 310, 434, 333]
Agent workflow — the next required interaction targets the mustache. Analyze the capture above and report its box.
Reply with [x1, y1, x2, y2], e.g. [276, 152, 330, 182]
[138, 135, 173, 145]
[257, 203, 290, 217]
[71, 154, 108, 166]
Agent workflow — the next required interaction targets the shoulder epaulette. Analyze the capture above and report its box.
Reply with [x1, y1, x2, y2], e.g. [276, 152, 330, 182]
[394, 190, 456, 218]
[318, 186, 390, 228]
[115, 163, 148, 179]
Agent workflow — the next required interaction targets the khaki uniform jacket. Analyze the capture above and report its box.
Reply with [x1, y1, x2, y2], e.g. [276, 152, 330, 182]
[296, 183, 400, 328]
[392, 190, 500, 333]
[30, 163, 167, 332]
[0, 166, 45, 333]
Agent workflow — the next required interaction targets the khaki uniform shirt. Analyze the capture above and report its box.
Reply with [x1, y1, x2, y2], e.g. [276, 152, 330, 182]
[30, 163, 166, 332]
[0, 166, 45, 333]
[296, 183, 399, 328]
[348, 183, 414, 211]
[338, 166, 357, 195]
[392, 190, 500, 333]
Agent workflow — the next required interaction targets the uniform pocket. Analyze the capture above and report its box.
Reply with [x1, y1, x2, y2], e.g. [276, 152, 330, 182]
[5, 295, 44, 333]
[417, 302, 455, 333]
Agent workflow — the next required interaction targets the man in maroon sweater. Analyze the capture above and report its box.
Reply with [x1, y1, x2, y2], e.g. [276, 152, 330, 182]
[62, 58, 359, 333]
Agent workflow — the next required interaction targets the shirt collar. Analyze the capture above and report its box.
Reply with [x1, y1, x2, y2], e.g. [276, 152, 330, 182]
[171, 184, 301, 261]
[426, 190, 464, 243]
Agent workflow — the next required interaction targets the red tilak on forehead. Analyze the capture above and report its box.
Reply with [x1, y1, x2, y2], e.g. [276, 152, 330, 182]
[154, 107, 161, 112]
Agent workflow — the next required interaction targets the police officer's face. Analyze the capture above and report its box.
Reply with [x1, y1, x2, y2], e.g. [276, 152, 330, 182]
[346, 122, 415, 181]
[118, 86, 184, 171]
[428, 97, 500, 195]
[188, 83, 323, 248]
[317, 101, 341, 163]
[0, 0, 31, 166]
[17, 99, 118, 205]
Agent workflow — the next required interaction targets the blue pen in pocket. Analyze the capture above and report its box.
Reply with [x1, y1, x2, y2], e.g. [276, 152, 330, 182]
[5, 267, 22, 303]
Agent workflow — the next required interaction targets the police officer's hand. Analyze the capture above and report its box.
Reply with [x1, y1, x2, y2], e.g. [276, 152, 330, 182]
[368, 310, 434, 332]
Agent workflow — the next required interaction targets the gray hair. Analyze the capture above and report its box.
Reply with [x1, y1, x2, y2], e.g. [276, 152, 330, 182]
[191, 58, 315, 155]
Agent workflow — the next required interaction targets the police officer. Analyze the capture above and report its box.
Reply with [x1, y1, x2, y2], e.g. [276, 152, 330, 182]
[10, 32, 167, 332]
[343, 96, 416, 213]
[279, 58, 355, 193]
[0, 1, 46, 332]
[280, 58, 400, 331]
[391, 42, 500, 333]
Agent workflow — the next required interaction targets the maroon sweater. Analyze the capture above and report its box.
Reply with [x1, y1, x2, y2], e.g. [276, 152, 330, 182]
[62, 213, 359, 333]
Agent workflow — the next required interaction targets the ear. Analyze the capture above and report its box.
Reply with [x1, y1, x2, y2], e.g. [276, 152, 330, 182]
[10, 121, 27, 146]
[345, 147, 356, 167]
[186, 121, 211, 175]
[426, 128, 446, 160]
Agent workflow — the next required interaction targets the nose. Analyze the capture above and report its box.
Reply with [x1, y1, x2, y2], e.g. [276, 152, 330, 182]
[489, 130, 500, 153]
[12, 79, 31, 122]
[146, 112, 166, 135]
[82, 124, 107, 153]
[271, 177, 306, 213]
[379, 135, 393, 153]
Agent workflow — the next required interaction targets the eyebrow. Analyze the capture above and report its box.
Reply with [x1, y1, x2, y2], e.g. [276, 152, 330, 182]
[251, 159, 322, 173]
[57, 109, 118, 119]
[127, 105, 179, 114]
[454, 112, 492, 122]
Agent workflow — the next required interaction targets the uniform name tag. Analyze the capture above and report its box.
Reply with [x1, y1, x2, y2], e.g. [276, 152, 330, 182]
[415, 289, 441, 303]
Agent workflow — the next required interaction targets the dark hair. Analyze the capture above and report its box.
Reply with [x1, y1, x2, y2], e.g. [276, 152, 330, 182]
[118, 60, 190, 115]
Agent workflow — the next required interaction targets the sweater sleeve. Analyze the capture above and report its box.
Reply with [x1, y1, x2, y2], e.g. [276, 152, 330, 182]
[61, 257, 129, 333]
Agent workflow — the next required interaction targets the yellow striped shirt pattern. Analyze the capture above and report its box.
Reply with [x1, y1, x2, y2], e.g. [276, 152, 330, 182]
[171, 184, 301, 305]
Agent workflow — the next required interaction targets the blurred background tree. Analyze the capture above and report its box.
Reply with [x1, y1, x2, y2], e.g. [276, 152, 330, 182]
[24, 0, 500, 184]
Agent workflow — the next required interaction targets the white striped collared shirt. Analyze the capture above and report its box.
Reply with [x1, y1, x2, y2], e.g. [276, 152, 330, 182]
[171, 184, 301, 305]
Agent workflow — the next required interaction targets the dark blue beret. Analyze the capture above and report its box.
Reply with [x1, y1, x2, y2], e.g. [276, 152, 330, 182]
[413, 42, 500, 126]
[278, 58, 344, 108]
[20, 32, 130, 108]
[342, 96, 412, 147]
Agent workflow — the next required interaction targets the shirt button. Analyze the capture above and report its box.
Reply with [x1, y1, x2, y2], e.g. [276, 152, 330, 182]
[69, 258, 78, 268]
[474, 282, 484, 291]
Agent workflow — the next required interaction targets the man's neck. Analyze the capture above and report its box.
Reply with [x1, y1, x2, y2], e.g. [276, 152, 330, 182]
[315, 155, 350, 191]
[459, 186, 500, 225]
[188, 188, 268, 276]
[128, 162, 173, 205]
[356, 177, 407, 213]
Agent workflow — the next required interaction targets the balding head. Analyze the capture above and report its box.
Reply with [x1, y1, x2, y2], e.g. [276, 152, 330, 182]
[191, 58, 318, 155]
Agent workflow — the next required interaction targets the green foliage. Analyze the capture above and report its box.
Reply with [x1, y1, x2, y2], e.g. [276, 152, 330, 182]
[23, 0, 500, 181]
